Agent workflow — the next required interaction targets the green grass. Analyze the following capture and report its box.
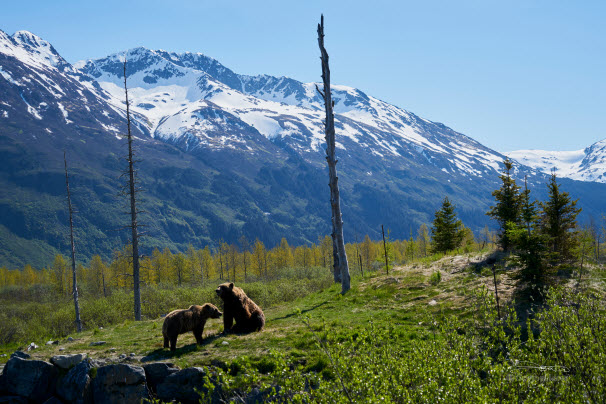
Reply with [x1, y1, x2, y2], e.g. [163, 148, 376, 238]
[1, 252, 605, 403]
[0, 253, 484, 365]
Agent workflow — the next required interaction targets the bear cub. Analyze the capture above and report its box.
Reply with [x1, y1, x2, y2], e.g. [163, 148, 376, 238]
[162, 303, 222, 351]
[215, 282, 265, 333]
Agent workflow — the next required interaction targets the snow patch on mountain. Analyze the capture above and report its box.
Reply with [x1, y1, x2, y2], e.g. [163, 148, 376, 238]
[508, 141, 606, 183]
[75, 46, 509, 178]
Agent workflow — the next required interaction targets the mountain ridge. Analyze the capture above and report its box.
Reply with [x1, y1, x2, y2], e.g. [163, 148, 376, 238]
[508, 139, 606, 183]
[1, 29, 605, 269]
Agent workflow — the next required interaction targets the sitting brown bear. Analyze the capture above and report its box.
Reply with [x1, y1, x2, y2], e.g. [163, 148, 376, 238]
[162, 303, 222, 351]
[215, 283, 265, 333]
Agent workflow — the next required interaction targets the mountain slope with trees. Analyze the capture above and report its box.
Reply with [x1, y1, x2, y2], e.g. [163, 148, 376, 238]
[1, 29, 606, 269]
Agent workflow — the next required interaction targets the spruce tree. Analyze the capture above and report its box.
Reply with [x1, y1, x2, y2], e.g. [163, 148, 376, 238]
[487, 158, 522, 251]
[540, 171, 581, 261]
[431, 197, 464, 253]
[507, 178, 548, 283]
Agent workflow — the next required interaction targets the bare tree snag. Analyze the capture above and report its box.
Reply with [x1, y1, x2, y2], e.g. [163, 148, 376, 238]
[492, 264, 501, 320]
[382, 224, 389, 275]
[317, 15, 350, 293]
[64, 151, 82, 333]
[123, 59, 142, 321]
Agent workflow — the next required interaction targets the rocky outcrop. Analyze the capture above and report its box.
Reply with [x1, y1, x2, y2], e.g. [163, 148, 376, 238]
[51, 353, 88, 370]
[156, 367, 220, 404]
[91, 364, 149, 404]
[56, 360, 93, 404]
[2, 356, 58, 402]
[0, 350, 229, 403]
[143, 362, 179, 394]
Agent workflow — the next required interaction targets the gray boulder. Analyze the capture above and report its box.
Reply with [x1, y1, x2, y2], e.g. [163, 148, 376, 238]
[91, 364, 149, 404]
[41, 397, 63, 404]
[51, 353, 87, 370]
[143, 362, 179, 393]
[156, 367, 218, 404]
[2, 356, 58, 402]
[56, 360, 93, 404]
[9, 351, 29, 360]
[89, 341, 106, 346]
[0, 396, 28, 404]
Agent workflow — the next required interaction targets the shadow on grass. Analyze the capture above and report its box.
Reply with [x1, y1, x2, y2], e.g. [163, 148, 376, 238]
[140, 333, 222, 362]
[272, 301, 329, 321]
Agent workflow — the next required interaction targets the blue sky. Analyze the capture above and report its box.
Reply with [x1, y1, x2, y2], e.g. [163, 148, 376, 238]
[2, 0, 605, 152]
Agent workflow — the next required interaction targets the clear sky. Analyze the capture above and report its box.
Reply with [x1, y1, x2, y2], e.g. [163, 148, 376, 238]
[2, 0, 605, 152]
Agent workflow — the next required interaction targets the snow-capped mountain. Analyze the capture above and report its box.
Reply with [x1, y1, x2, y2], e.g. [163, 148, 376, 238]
[0, 29, 146, 140]
[508, 139, 606, 183]
[77, 47, 505, 177]
[2, 29, 605, 268]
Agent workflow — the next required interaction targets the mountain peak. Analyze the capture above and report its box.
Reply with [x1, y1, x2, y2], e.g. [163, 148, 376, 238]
[12, 30, 47, 47]
[0, 29, 70, 71]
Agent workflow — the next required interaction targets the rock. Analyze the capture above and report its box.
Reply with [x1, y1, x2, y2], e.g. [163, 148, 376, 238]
[56, 359, 93, 404]
[2, 356, 58, 402]
[109, 348, 116, 352]
[221, 341, 229, 345]
[51, 353, 87, 370]
[89, 341, 106, 346]
[156, 367, 216, 404]
[89, 358, 107, 368]
[91, 364, 149, 404]
[99, 327, 103, 330]
[59, 348, 65, 352]
[428, 299, 437, 306]
[0, 369, 6, 394]
[129, 353, 135, 357]
[10, 351, 29, 360]
[45, 340, 59, 346]
[26, 342, 38, 351]
[143, 362, 179, 393]
[210, 359, 227, 371]
[0, 396, 28, 404]
[67, 337, 75, 342]
[119, 354, 126, 359]
[0, 354, 6, 357]
[42, 397, 63, 404]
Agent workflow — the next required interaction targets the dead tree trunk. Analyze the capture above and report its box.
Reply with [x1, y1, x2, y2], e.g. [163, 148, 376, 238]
[492, 265, 501, 320]
[382, 224, 389, 275]
[123, 59, 142, 321]
[317, 15, 350, 293]
[332, 235, 341, 282]
[64, 152, 82, 333]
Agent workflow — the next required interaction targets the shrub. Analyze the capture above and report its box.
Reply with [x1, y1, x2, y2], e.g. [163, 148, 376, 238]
[429, 270, 441, 285]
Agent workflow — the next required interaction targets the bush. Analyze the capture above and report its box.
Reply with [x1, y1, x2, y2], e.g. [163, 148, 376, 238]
[263, 287, 606, 403]
[429, 270, 441, 285]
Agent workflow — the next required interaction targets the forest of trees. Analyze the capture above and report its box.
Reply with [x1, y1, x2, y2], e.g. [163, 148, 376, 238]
[0, 228, 490, 293]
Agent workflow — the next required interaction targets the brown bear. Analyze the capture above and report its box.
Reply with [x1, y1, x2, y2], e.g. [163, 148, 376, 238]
[162, 303, 222, 351]
[215, 282, 265, 333]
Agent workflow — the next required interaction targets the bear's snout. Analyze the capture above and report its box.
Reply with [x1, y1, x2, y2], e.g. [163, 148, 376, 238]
[213, 310, 223, 319]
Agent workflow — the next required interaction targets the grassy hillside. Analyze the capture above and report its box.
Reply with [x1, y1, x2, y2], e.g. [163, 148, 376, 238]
[2, 251, 605, 402]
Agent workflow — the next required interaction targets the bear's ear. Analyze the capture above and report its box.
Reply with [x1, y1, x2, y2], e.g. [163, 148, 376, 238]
[229, 283, 234, 289]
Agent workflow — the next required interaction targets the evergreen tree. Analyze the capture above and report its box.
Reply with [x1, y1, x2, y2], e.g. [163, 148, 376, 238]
[540, 171, 581, 261]
[431, 197, 464, 253]
[487, 158, 522, 251]
[507, 179, 549, 283]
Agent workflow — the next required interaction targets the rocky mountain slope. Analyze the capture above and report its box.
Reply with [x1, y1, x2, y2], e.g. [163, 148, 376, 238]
[1, 29, 604, 268]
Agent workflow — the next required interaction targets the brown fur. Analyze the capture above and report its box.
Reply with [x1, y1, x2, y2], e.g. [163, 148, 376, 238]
[162, 303, 222, 351]
[215, 282, 265, 333]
